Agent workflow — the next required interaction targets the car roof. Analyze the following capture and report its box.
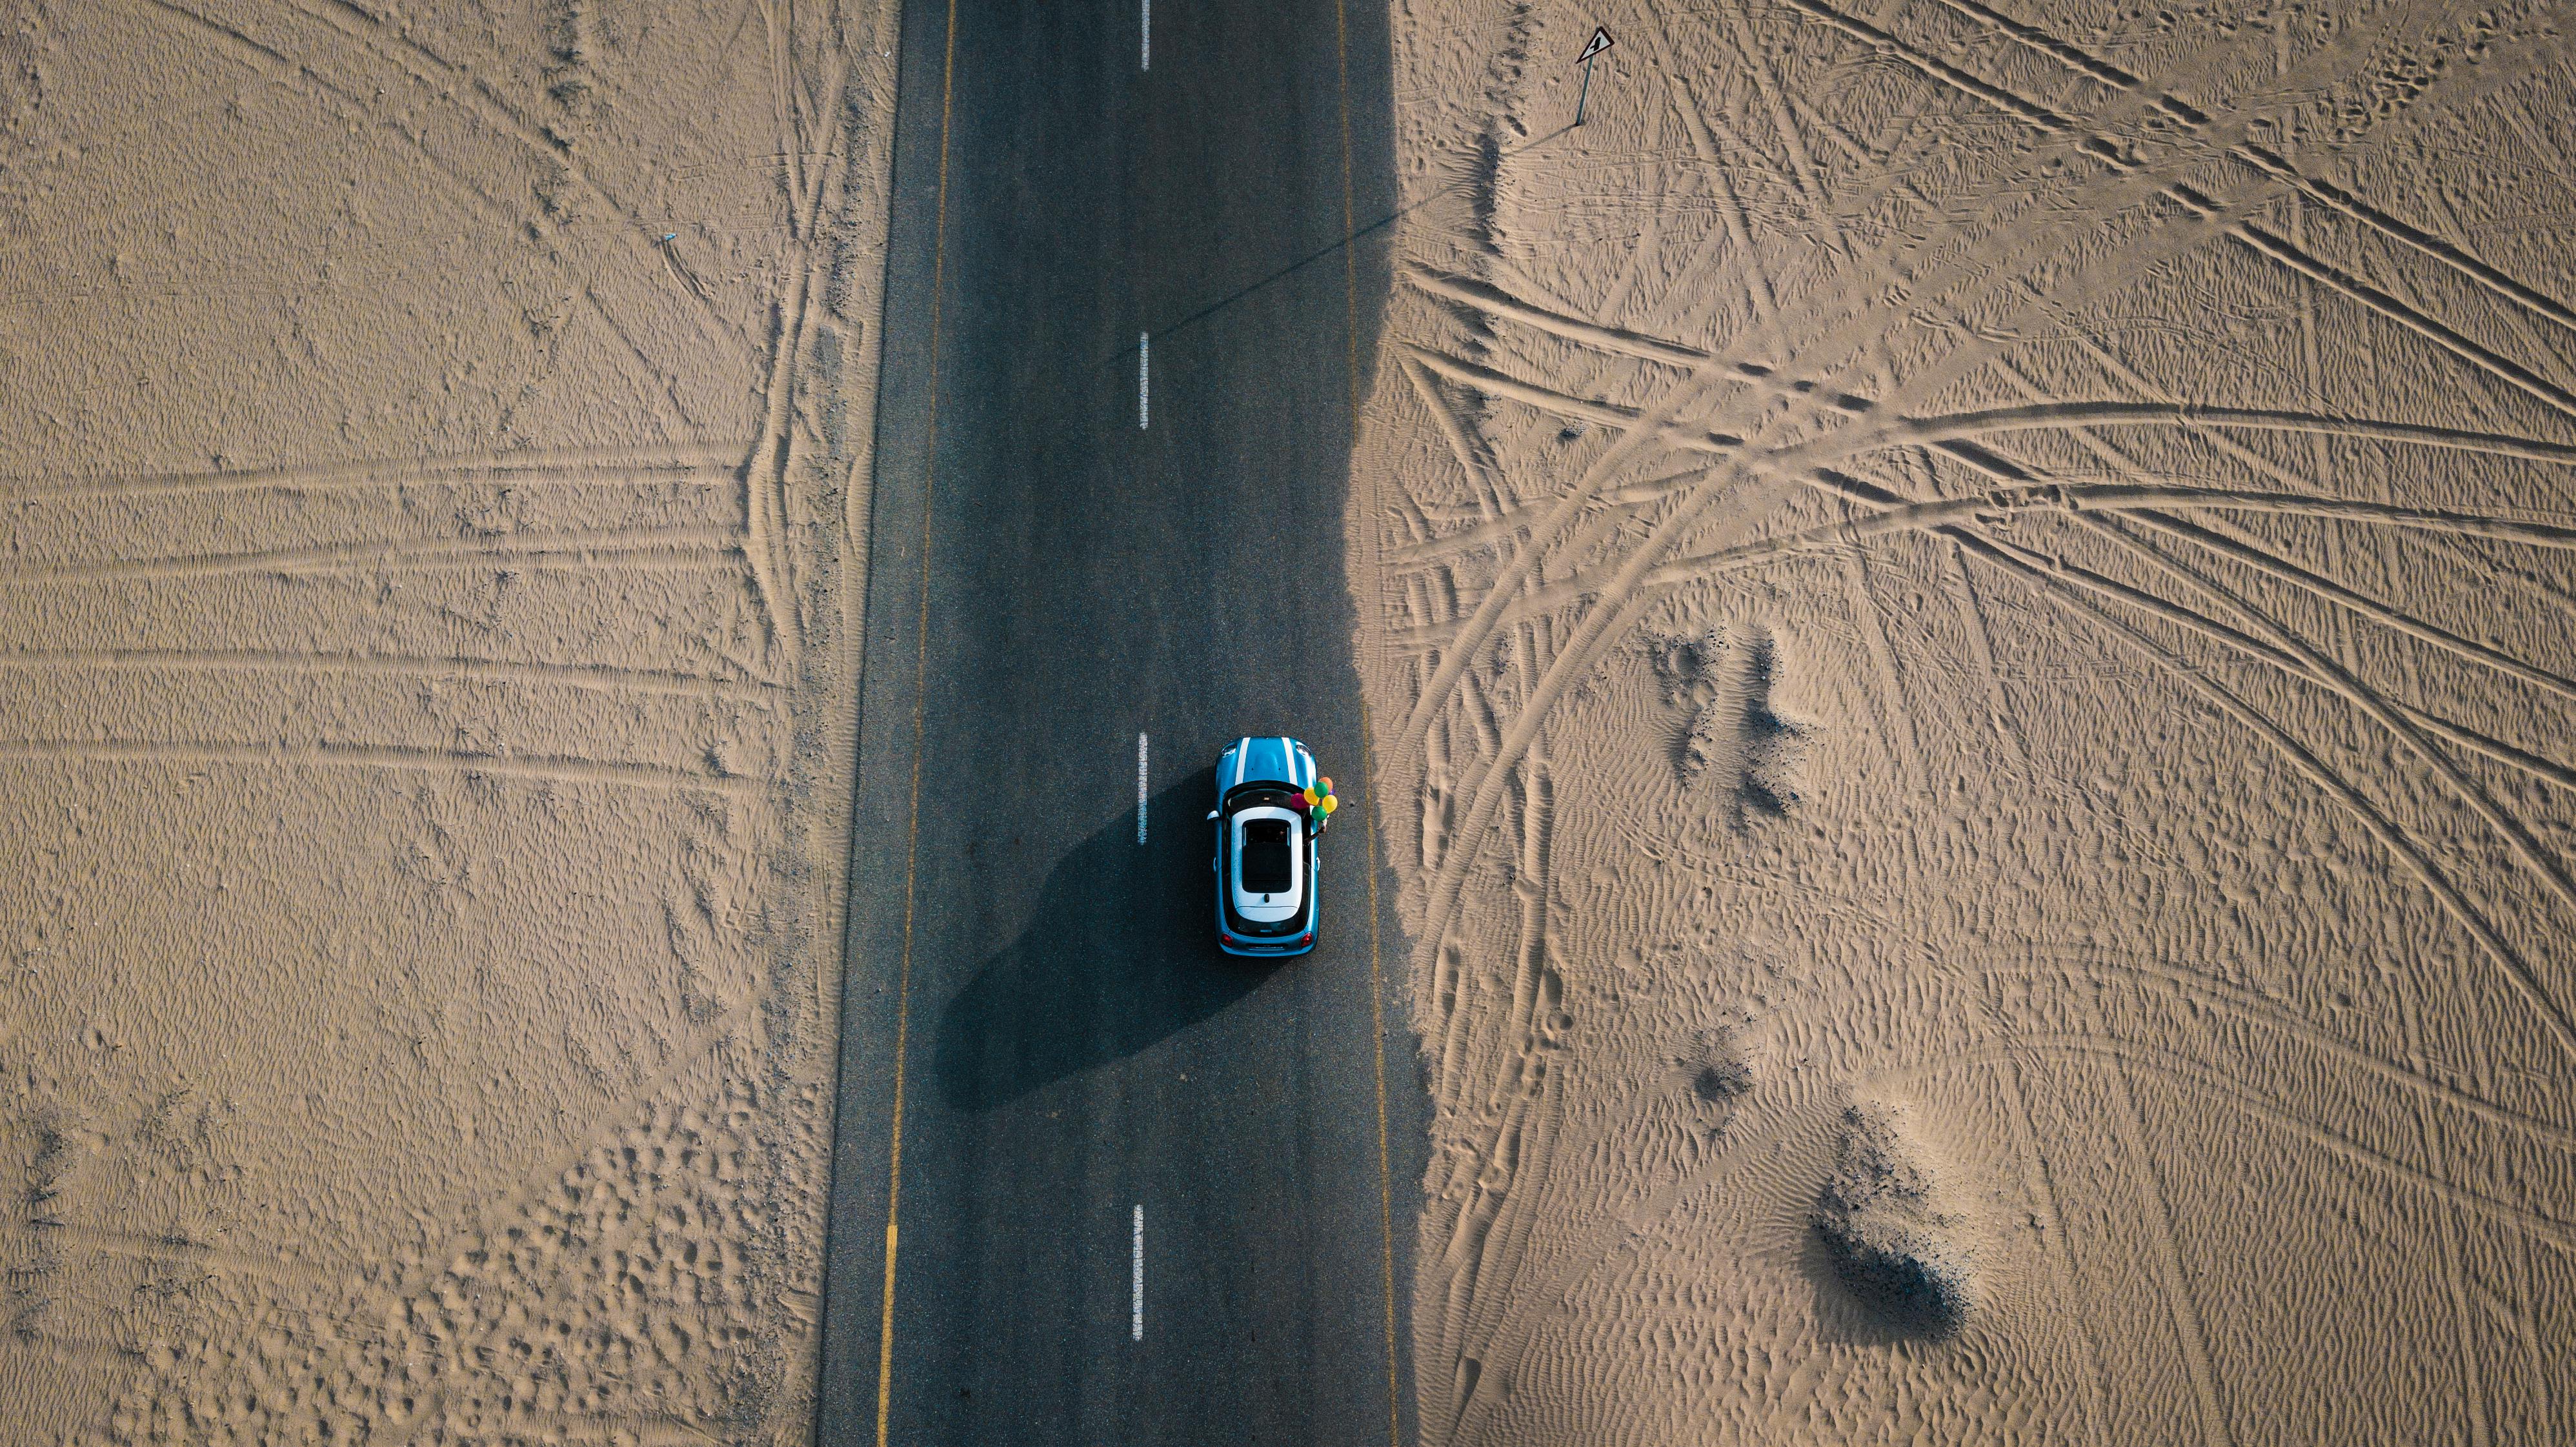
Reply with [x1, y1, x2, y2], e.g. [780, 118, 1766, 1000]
[1221, 736, 1313, 793]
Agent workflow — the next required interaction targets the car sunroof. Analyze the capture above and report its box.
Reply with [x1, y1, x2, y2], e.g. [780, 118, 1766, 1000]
[1241, 819, 1293, 893]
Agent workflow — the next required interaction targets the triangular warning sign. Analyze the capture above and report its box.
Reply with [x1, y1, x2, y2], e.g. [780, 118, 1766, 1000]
[1577, 26, 1615, 63]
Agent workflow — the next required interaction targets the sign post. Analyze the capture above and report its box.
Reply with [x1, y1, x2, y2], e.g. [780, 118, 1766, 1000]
[1575, 26, 1615, 126]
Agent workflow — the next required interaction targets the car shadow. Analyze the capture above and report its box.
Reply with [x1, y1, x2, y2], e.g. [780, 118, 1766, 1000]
[932, 768, 1286, 1111]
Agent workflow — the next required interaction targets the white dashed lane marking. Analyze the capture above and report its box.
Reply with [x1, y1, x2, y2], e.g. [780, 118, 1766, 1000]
[1131, 1204, 1145, 1341]
[1141, 0, 1151, 71]
[1138, 332, 1151, 429]
[1136, 732, 1149, 844]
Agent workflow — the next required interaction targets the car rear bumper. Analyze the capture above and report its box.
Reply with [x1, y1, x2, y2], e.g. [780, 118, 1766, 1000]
[1217, 930, 1315, 957]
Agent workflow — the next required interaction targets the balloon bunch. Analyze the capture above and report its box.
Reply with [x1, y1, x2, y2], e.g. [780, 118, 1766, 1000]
[1298, 776, 1338, 828]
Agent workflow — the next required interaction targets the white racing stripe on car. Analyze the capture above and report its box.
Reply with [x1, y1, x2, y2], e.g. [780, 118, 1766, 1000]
[1131, 1204, 1145, 1341]
[1136, 731, 1149, 844]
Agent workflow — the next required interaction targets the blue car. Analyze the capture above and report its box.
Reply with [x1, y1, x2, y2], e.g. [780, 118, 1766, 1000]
[1209, 736, 1323, 956]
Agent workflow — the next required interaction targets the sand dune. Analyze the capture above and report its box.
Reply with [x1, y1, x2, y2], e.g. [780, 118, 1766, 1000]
[0, 3, 894, 1441]
[1351, 0, 2576, 1439]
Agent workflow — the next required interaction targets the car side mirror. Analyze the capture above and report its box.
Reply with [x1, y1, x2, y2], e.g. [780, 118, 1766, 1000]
[1205, 810, 1220, 820]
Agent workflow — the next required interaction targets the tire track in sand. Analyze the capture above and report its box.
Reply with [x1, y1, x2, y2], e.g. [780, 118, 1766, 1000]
[1957, 540, 2576, 1065]
[0, 738, 758, 795]
[0, 527, 747, 585]
[1880, 1035, 2576, 1256]
[1771, 0, 2576, 434]
[1399, 480, 2576, 658]
[271, 0, 756, 364]
[117, 0, 754, 408]
[1978, 952, 2576, 1155]
[1647, 455, 2576, 1249]
[0, 649, 776, 703]
[1975, 1033, 2113, 1447]
[1411, 0, 2576, 813]
[1404, 0, 2544, 1036]
[2064, 511, 2576, 953]
[1393, 2, 2576, 1433]
[1966, 354, 2576, 715]
[0, 447, 750, 504]
[1393, 0, 2486, 803]
[1935, 0, 2576, 339]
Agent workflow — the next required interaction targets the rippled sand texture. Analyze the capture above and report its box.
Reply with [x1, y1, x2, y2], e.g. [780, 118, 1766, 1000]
[1353, 1, 2576, 1441]
[0, 4, 894, 1442]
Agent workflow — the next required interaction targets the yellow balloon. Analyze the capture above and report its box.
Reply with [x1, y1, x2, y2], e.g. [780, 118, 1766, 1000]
[1302, 786, 1319, 805]
[1318, 796, 1337, 814]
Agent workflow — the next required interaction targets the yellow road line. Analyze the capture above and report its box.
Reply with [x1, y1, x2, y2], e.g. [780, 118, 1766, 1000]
[876, 3, 963, 1443]
[1362, 700, 1404, 1447]
[1336, 6, 1404, 1444]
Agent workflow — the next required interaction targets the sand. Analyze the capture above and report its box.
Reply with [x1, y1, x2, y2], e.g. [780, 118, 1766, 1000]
[1351, 0, 2576, 1440]
[0, 3, 896, 1442]
[17, 0, 2576, 1439]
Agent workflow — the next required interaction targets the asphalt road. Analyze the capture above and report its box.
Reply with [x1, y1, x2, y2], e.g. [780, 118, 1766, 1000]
[815, 1, 1413, 1444]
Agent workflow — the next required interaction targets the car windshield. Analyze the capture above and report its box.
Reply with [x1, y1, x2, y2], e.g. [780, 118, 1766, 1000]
[1240, 819, 1294, 893]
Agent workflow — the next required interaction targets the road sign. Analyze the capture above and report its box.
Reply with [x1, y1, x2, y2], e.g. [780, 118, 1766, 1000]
[1575, 27, 1615, 125]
